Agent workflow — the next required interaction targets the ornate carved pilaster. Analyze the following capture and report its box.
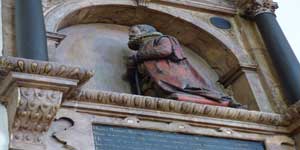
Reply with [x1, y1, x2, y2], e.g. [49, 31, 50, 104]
[0, 56, 94, 149]
[245, 0, 278, 17]
[8, 87, 62, 149]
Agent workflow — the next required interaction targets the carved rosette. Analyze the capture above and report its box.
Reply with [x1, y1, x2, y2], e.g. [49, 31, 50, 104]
[246, 0, 278, 17]
[11, 87, 62, 147]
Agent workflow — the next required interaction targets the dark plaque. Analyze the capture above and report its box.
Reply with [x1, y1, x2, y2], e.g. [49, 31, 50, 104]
[93, 125, 265, 150]
[210, 17, 232, 29]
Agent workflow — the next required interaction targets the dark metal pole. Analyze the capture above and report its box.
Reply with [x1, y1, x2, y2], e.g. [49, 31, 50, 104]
[15, 0, 49, 60]
[254, 12, 300, 104]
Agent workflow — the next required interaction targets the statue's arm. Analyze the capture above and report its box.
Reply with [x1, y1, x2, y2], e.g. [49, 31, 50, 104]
[136, 37, 172, 61]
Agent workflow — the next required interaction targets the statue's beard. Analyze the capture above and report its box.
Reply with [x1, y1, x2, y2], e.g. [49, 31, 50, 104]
[128, 40, 141, 50]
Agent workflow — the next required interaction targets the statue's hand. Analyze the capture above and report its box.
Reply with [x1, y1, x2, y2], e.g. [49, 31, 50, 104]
[126, 55, 138, 69]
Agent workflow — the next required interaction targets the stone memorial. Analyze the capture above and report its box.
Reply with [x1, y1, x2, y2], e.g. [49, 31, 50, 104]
[0, 0, 299, 149]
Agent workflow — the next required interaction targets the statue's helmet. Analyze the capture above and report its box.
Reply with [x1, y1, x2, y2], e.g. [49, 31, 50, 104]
[128, 24, 162, 50]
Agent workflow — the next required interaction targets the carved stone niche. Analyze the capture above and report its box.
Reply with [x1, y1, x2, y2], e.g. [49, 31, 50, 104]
[0, 56, 94, 150]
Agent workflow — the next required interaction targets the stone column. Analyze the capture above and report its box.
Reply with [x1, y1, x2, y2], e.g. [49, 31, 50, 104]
[246, 0, 300, 104]
[15, 0, 48, 60]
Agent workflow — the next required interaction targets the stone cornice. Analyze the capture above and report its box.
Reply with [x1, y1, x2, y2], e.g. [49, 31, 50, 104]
[68, 89, 289, 126]
[152, 0, 237, 15]
[43, 0, 238, 15]
[0, 56, 94, 86]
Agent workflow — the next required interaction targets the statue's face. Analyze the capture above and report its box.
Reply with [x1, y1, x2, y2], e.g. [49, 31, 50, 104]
[128, 26, 143, 50]
[129, 26, 142, 41]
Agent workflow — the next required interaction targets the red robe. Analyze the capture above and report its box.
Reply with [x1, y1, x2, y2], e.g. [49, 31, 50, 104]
[136, 36, 230, 106]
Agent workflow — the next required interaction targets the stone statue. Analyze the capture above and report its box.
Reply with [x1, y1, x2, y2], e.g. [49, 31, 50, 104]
[126, 24, 241, 108]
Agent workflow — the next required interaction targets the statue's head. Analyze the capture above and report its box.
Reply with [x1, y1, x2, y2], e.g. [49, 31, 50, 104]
[128, 24, 162, 50]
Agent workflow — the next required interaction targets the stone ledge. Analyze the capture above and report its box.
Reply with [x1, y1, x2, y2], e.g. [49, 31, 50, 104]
[69, 89, 289, 126]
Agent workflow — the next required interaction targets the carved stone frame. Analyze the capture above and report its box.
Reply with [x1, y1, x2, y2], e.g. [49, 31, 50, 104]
[50, 99, 296, 150]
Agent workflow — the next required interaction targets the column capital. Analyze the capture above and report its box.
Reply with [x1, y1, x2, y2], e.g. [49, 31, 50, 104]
[245, 0, 278, 17]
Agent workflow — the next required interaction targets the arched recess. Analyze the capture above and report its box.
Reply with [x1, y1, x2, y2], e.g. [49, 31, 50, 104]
[45, 0, 256, 75]
[44, 0, 274, 112]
